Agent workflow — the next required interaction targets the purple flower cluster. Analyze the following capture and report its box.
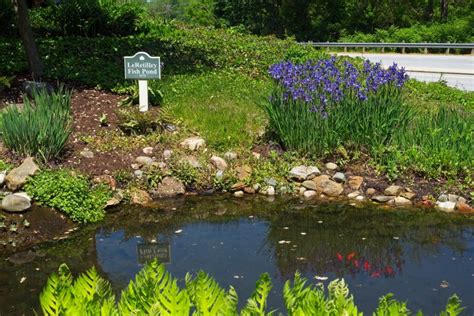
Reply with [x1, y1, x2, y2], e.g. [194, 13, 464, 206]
[268, 57, 408, 117]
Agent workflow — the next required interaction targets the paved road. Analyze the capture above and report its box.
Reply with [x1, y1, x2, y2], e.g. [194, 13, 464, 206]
[337, 53, 474, 91]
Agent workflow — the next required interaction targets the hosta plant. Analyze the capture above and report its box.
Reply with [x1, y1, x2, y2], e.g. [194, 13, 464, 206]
[39, 260, 464, 315]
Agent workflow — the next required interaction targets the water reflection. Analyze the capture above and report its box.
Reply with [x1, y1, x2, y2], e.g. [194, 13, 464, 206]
[0, 196, 473, 315]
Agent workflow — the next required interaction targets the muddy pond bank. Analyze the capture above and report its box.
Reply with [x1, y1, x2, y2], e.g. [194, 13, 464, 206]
[1, 196, 473, 315]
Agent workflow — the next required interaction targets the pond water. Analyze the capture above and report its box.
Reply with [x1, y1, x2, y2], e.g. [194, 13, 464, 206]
[1, 196, 473, 315]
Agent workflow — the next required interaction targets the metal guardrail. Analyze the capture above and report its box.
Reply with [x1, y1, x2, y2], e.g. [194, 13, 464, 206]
[301, 42, 474, 54]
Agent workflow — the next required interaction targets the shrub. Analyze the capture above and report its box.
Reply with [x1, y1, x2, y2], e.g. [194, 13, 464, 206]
[264, 57, 409, 155]
[0, 86, 72, 162]
[39, 260, 464, 315]
[24, 170, 112, 223]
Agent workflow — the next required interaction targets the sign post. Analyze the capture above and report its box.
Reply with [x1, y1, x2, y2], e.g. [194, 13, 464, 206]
[124, 52, 161, 112]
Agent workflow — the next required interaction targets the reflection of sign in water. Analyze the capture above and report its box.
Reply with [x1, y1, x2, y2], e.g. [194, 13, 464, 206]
[137, 242, 170, 265]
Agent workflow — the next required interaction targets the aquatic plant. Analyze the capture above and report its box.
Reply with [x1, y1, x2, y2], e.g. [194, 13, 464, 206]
[39, 260, 464, 315]
[265, 57, 410, 156]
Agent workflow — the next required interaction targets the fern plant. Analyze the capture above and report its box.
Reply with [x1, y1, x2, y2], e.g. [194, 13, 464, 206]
[39, 261, 465, 316]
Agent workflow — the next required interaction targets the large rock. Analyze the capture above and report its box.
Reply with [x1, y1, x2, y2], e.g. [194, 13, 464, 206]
[210, 156, 228, 171]
[1, 194, 31, 212]
[152, 177, 185, 198]
[288, 166, 321, 181]
[136, 156, 154, 167]
[393, 196, 412, 206]
[456, 201, 473, 214]
[180, 137, 205, 151]
[235, 165, 252, 181]
[131, 189, 152, 206]
[180, 156, 201, 168]
[436, 201, 456, 213]
[325, 162, 338, 171]
[5, 157, 39, 191]
[303, 190, 317, 199]
[348, 176, 364, 190]
[372, 195, 394, 203]
[302, 180, 318, 191]
[312, 175, 343, 197]
[384, 185, 402, 196]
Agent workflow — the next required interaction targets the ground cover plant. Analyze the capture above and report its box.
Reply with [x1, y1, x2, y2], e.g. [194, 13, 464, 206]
[0, 86, 72, 162]
[39, 259, 464, 315]
[24, 170, 112, 223]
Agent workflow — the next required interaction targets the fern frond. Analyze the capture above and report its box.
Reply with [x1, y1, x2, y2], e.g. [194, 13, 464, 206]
[374, 293, 410, 316]
[119, 260, 190, 315]
[326, 279, 361, 316]
[440, 294, 464, 316]
[40, 264, 74, 316]
[241, 273, 274, 316]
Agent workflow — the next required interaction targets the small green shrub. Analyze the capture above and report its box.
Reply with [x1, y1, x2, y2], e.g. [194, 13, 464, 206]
[25, 170, 112, 223]
[39, 260, 464, 315]
[117, 108, 163, 135]
[0, 86, 72, 162]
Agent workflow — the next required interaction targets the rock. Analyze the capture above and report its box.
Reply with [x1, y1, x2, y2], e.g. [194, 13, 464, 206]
[280, 186, 289, 194]
[236, 165, 252, 181]
[299, 187, 307, 195]
[131, 189, 152, 206]
[366, 188, 376, 195]
[142, 147, 154, 155]
[136, 156, 153, 167]
[244, 187, 256, 194]
[288, 166, 321, 181]
[252, 184, 260, 192]
[215, 170, 224, 180]
[384, 185, 403, 196]
[7, 250, 37, 265]
[458, 196, 467, 204]
[134, 170, 144, 179]
[265, 177, 277, 187]
[312, 175, 343, 197]
[180, 156, 201, 168]
[1, 194, 31, 212]
[355, 195, 365, 201]
[106, 191, 123, 207]
[332, 172, 346, 183]
[131, 163, 140, 170]
[5, 157, 39, 191]
[0, 171, 6, 186]
[448, 194, 460, 202]
[372, 195, 395, 203]
[180, 137, 205, 151]
[92, 175, 117, 190]
[325, 162, 338, 171]
[234, 191, 244, 198]
[347, 191, 360, 199]
[224, 151, 238, 160]
[348, 176, 364, 190]
[23, 81, 54, 99]
[80, 149, 94, 159]
[303, 190, 317, 199]
[163, 150, 173, 160]
[393, 196, 412, 206]
[153, 177, 185, 198]
[267, 186, 275, 196]
[302, 180, 318, 191]
[437, 194, 448, 202]
[210, 156, 228, 171]
[456, 201, 473, 213]
[436, 201, 456, 212]
[231, 182, 246, 191]
[13, 192, 32, 202]
[252, 152, 261, 160]
[400, 191, 417, 200]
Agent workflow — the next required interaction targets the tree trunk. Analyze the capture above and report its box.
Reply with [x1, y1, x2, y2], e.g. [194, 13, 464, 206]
[13, 0, 43, 79]
[424, 0, 434, 21]
[440, 0, 448, 21]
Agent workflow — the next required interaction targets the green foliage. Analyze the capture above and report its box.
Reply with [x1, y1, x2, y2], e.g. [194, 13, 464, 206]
[40, 261, 465, 315]
[0, 160, 13, 172]
[341, 17, 474, 46]
[0, 75, 14, 92]
[117, 108, 163, 135]
[24, 170, 112, 223]
[116, 83, 164, 107]
[0, 86, 72, 162]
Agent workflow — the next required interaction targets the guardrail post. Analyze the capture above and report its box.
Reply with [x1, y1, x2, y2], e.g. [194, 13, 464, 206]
[471, 48, 474, 55]
[326, 41, 329, 52]
[362, 46, 365, 53]
[402, 41, 405, 54]
[424, 42, 428, 54]
[344, 46, 347, 53]
[446, 41, 450, 54]
[381, 41, 384, 53]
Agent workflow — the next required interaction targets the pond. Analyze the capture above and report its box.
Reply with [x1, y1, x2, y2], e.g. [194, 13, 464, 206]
[1, 196, 473, 315]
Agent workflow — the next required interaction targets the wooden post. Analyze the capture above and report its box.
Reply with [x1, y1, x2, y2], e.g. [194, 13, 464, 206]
[138, 80, 148, 112]
[424, 42, 428, 54]
[402, 41, 406, 54]
[446, 42, 450, 54]
[381, 41, 384, 53]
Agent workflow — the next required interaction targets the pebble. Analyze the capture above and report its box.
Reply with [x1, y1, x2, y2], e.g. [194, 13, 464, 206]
[142, 147, 154, 155]
[325, 162, 338, 171]
[332, 172, 346, 183]
[234, 191, 244, 198]
[267, 186, 275, 196]
[163, 150, 173, 160]
[303, 190, 317, 199]
[347, 191, 360, 199]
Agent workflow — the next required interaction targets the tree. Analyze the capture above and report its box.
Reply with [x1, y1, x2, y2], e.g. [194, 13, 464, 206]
[440, 0, 449, 21]
[12, 0, 43, 79]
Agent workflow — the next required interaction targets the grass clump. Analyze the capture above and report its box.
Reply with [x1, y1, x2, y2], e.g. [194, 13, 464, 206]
[25, 170, 112, 223]
[0, 87, 72, 162]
